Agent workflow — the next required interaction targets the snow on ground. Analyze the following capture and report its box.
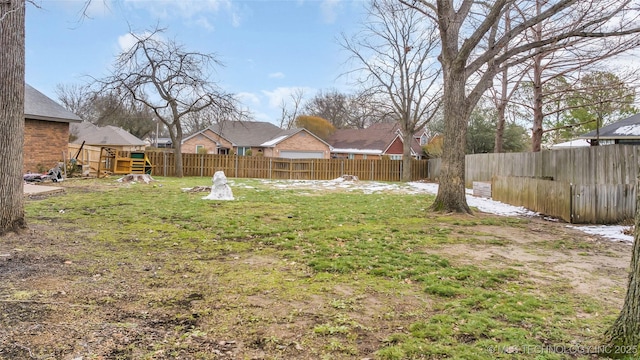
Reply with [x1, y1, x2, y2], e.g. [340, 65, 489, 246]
[258, 178, 633, 243]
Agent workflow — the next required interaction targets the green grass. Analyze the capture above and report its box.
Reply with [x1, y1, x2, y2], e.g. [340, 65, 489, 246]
[15, 177, 628, 359]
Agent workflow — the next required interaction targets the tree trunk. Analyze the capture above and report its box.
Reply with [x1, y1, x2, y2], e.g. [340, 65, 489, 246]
[531, 1, 544, 152]
[173, 124, 184, 178]
[531, 54, 544, 152]
[0, 0, 26, 235]
[401, 128, 413, 182]
[606, 183, 640, 355]
[494, 102, 506, 153]
[431, 68, 471, 213]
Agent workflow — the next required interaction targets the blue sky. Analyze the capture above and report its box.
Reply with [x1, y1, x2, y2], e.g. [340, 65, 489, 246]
[25, 0, 369, 125]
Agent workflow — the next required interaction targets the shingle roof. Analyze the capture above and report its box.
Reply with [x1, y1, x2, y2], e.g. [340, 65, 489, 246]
[70, 122, 146, 146]
[328, 125, 398, 152]
[25, 84, 82, 123]
[579, 113, 640, 140]
[208, 121, 284, 146]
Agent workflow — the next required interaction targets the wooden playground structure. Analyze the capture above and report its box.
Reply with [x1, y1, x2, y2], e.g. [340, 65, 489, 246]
[67, 143, 152, 177]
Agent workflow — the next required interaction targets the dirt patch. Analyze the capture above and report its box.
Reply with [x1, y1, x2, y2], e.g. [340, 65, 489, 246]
[437, 215, 632, 306]
[0, 211, 634, 359]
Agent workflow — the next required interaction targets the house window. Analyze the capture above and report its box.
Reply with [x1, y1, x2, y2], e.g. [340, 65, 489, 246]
[348, 153, 355, 160]
[420, 134, 428, 145]
[390, 155, 402, 160]
[237, 147, 250, 156]
[362, 154, 367, 160]
[195, 145, 206, 154]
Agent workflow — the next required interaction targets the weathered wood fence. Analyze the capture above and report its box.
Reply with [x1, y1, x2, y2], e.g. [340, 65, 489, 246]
[146, 152, 429, 181]
[428, 145, 640, 224]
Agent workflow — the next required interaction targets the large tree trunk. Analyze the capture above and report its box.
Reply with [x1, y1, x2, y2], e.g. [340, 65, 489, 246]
[606, 184, 640, 355]
[431, 68, 471, 213]
[0, 0, 26, 235]
[401, 129, 413, 182]
[171, 123, 184, 178]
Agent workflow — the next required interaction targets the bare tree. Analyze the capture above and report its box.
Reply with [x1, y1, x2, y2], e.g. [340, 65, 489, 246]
[56, 83, 92, 120]
[278, 88, 306, 129]
[95, 27, 237, 177]
[0, 0, 26, 234]
[403, 0, 640, 213]
[342, 0, 442, 182]
[303, 89, 350, 128]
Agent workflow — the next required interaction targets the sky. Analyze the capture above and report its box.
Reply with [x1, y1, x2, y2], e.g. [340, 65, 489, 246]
[25, 0, 370, 125]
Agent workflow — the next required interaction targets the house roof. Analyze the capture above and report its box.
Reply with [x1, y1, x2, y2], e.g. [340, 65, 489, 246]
[328, 122, 424, 155]
[579, 113, 640, 140]
[205, 121, 284, 147]
[25, 84, 82, 123]
[70, 122, 146, 146]
[549, 139, 591, 149]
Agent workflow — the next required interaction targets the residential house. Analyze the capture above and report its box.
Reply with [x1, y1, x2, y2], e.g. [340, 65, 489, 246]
[328, 122, 427, 160]
[549, 139, 590, 150]
[70, 122, 147, 151]
[24, 84, 82, 173]
[182, 121, 332, 159]
[579, 113, 640, 145]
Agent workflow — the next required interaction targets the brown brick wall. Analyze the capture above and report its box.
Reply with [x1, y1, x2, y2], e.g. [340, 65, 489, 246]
[23, 119, 70, 173]
[273, 132, 330, 158]
[182, 130, 232, 154]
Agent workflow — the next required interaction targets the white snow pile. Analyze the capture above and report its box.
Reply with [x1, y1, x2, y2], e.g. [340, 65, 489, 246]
[567, 225, 633, 243]
[258, 178, 633, 243]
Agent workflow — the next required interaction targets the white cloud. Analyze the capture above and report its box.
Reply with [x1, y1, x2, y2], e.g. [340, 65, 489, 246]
[320, 0, 341, 24]
[236, 92, 261, 106]
[117, 31, 163, 52]
[194, 17, 215, 31]
[268, 72, 285, 79]
[124, 0, 238, 29]
[261, 87, 314, 109]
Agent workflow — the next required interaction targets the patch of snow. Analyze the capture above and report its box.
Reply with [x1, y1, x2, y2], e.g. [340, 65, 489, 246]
[408, 182, 537, 217]
[567, 225, 633, 243]
[613, 124, 640, 136]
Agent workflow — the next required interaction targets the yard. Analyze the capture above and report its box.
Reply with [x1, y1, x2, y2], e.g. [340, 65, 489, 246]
[0, 177, 636, 359]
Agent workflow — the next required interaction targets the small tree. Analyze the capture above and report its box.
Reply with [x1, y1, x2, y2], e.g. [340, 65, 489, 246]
[96, 27, 237, 177]
[294, 115, 336, 141]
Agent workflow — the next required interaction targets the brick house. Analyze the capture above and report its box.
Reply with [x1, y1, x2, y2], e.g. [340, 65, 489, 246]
[182, 121, 331, 159]
[328, 123, 427, 160]
[24, 84, 82, 173]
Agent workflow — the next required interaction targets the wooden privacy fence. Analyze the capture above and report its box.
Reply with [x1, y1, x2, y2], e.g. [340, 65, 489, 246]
[465, 145, 640, 188]
[492, 176, 636, 224]
[146, 152, 430, 181]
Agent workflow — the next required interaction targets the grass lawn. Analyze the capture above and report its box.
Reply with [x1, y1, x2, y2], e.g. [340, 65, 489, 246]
[0, 176, 636, 359]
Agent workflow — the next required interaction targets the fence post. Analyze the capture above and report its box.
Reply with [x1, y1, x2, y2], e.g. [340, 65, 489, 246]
[311, 160, 315, 180]
[569, 183, 574, 224]
[341, 160, 344, 176]
[371, 161, 374, 180]
[269, 158, 272, 179]
[235, 156, 238, 178]
[200, 154, 204, 177]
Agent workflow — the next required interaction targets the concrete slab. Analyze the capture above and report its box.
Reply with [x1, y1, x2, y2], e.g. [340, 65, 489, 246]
[23, 183, 65, 197]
